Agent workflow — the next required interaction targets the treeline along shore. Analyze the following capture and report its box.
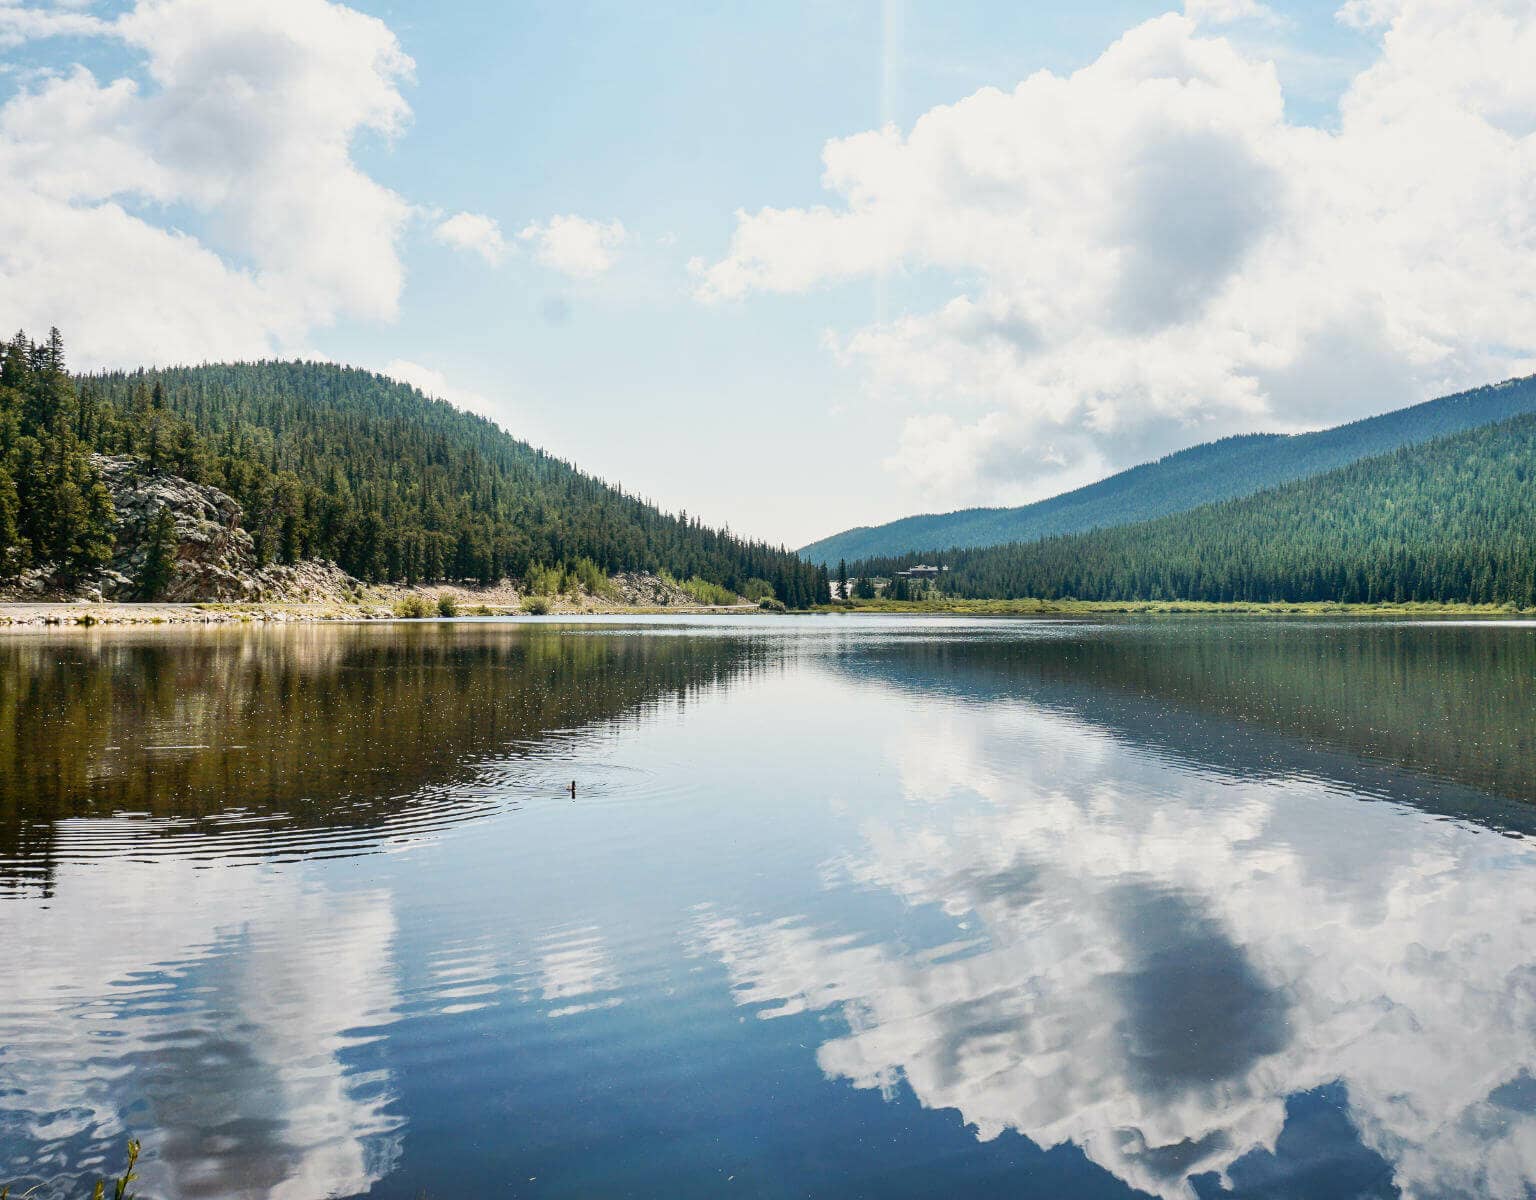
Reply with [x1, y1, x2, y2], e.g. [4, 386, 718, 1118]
[0, 329, 832, 611]
[9, 327, 1536, 620]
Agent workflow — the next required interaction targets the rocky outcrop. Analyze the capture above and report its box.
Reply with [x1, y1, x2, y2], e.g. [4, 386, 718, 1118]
[609, 572, 701, 607]
[0, 456, 365, 603]
[254, 559, 359, 602]
[92, 455, 263, 600]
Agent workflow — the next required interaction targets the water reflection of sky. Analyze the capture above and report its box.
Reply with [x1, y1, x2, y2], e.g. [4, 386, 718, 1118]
[5, 618, 1536, 1199]
[0, 859, 402, 1198]
[696, 682, 1536, 1199]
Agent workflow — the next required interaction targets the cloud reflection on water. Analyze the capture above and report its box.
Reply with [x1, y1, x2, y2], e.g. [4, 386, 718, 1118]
[696, 695, 1536, 1199]
[0, 857, 402, 1200]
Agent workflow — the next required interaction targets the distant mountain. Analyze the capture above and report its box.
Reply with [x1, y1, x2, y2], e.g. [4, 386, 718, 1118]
[857, 410, 1536, 607]
[800, 376, 1536, 564]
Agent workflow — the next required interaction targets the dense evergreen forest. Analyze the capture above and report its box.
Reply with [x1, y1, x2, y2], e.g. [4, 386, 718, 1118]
[0, 330, 830, 605]
[803, 375, 1536, 564]
[854, 412, 1536, 606]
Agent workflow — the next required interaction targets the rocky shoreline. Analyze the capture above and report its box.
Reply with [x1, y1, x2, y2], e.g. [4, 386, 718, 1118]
[0, 593, 758, 629]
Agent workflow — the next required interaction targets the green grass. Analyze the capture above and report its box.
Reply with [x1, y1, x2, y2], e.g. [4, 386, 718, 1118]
[815, 597, 1536, 617]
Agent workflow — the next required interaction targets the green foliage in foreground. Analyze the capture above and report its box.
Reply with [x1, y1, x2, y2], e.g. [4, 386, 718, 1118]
[851, 412, 1536, 607]
[3, 1139, 141, 1200]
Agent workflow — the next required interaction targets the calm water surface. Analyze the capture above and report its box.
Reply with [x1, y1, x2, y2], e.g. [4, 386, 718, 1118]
[5, 614, 1536, 1199]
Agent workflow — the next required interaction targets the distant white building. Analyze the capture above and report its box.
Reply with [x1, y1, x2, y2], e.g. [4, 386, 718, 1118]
[897, 564, 946, 580]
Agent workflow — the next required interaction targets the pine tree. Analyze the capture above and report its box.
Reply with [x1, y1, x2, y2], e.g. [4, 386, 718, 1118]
[137, 506, 178, 599]
[44, 326, 65, 374]
[0, 463, 21, 577]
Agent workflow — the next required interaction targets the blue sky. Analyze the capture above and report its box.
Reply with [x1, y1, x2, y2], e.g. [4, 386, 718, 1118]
[3, 1, 1531, 546]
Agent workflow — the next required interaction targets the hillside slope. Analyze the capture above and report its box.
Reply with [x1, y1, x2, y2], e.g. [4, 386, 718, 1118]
[802, 376, 1536, 564]
[0, 335, 827, 606]
[856, 412, 1536, 606]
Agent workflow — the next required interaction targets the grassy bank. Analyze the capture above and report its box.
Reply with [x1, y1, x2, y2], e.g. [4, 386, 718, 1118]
[813, 597, 1536, 617]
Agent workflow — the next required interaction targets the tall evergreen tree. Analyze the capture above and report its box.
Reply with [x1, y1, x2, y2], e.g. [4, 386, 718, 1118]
[137, 506, 178, 599]
[0, 463, 20, 573]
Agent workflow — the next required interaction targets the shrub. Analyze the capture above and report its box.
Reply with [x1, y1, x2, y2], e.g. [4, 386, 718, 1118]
[436, 593, 459, 617]
[527, 557, 614, 599]
[758, 597, 787, 612]
[393, 593, 431, 618]
[525, 562, 563, 596]
[522, 595, 551, 615]
[742, 577, 776, 603]
[680, 576, 739, 606]
[569, 556, 615, 598]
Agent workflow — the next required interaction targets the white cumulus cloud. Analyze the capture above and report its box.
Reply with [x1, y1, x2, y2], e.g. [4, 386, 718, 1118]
[0, 1, 106, 47]
[0, 0, 415, 368]
[519, 214, 627, 279]
[698, 2, 1536, 511]
[433, 210, 509, 265]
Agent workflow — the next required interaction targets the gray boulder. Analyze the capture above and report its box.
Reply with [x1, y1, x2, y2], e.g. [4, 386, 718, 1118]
[92, 455, 264, 600]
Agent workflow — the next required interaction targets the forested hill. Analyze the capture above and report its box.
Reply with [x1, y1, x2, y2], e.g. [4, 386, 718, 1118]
[801, 375, 1536, 564]
[0, 332, 828, 605]
[856, 411, 1536, 606]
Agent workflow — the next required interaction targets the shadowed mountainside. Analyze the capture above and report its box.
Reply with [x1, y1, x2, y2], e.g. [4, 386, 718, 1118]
[802, 375, 1536, 564]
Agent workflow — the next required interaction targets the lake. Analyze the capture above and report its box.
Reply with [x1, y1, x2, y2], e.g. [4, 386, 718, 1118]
[4, 614, 1536, 1199]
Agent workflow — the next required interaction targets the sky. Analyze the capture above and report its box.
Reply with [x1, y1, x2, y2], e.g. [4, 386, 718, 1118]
[2, 0, 1534, 547]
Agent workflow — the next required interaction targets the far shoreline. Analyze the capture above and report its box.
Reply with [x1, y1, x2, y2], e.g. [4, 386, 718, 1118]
[812, 597, 1536, 618]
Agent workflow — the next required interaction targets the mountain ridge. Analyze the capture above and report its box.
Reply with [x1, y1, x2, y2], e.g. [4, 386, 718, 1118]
[801, 376, 1536, 564]
[850, 409, 1536, 607]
